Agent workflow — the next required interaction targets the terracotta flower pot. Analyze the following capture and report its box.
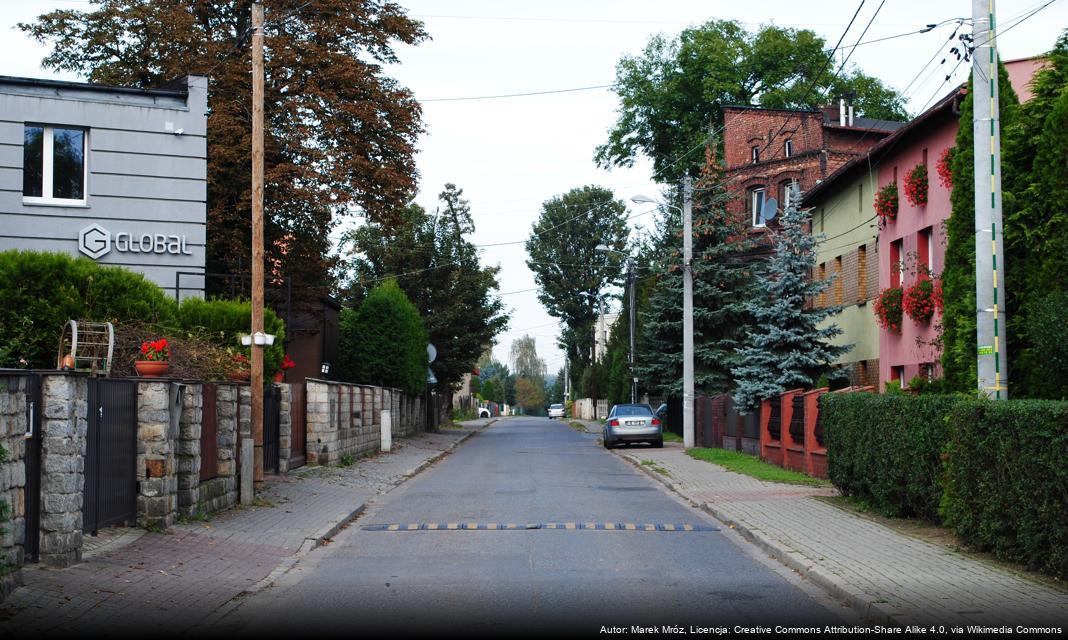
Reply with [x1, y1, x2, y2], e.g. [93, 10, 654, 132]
[135, 360, 169, 378]
[229, 370, 251, 382]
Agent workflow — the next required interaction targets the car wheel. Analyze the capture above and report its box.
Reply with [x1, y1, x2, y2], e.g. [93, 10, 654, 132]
[652, 438, 664, 448]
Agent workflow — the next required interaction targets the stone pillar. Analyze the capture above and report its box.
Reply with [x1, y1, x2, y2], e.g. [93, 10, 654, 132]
[200, 383, 238, 513]
[0, 376, 28, 576]
[277, 383, 291, 474]
[176, 383, 203, 518]
[237, 384, 252, 503]
[39, 374, 87, 568]
[304, 381, 329, 465]
[136, 381, 176, 529]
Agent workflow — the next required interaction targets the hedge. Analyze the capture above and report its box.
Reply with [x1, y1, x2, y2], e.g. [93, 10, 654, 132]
[822, 392, 960, 521]
[336, 280, 427, 395]
[943, 399, 1068, 578]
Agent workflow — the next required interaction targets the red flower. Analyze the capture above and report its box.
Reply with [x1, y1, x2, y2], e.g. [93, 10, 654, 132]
[874, 287, 904, 333]
[874, 183, 899, 221]
[281, 354, 296, 370]
[903, 164, 928, 207]
[936, 147, 954, 190]
[139, 338, 170, 362]
[903, 278, 942, 324]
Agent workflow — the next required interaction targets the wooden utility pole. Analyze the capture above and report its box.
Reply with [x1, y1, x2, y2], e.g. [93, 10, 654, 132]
[250, 1, 266, 482]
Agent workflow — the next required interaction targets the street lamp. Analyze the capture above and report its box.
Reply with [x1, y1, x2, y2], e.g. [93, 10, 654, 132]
[595, 244, 638, 404]
[630, 178, 694, 449]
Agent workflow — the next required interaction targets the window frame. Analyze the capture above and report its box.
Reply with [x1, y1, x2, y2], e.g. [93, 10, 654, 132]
[22, 124, 89, 207]
[784, 139, 793, 158]
[750, 187, 767, 228]
[751, 146, 760, 164]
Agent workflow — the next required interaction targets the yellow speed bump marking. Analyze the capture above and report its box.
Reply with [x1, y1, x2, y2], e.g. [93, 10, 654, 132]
[426, 523, 439, 530]
[446, 523, 459, 530]
[683, 524, 694, 532]
[624, 523, 637, 531]
[644, 524, 656, 532]
[486, 523, 498, 530]
[565, 523, 577, 530]
[663, 524, 676, 531]
[387, 524, 400, 531]
[407, 524, 419, 531]
[604, 523, 616, 530]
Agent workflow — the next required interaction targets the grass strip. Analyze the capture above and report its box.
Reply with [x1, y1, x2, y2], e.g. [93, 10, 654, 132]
[686, 447, 830, 487]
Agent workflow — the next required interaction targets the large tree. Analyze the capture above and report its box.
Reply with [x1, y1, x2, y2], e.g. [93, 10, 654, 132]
[596, 19, 907, 183]
[21, 1, 428, 306]
[509, 335, 546, 380]
[524, 186, 629, 382]
[342, 184, 509, 395]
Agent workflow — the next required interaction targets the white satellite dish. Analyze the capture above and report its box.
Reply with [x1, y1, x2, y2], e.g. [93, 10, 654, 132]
[427, 343, 437, 363]
[762, 197, 779, 221]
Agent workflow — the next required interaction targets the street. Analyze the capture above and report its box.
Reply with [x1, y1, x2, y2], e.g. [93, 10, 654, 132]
[217, 417, 853, 635]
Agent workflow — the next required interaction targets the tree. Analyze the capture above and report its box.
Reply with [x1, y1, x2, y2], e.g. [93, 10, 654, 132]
[21, 1, 428, 306]
[940, 63, 1020, 392]
[514, 377, 546, 414]
[596, 20, 907, 183]
[478, 358, 514, 406]
[509, 335, 546, 379]
[342, 185, 509, 395]
[732, 183, 850, 413]
[336, 280, 428, 396]
[524, 186, 629, 383]
[547, 370, 565, 405]
[638, 162, 759, 397]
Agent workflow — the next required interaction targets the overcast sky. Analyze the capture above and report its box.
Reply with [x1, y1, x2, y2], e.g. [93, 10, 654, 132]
[3, 0, 1065, 374]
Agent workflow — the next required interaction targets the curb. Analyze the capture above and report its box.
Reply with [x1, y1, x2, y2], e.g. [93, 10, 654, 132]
[617, 451, 900, 626]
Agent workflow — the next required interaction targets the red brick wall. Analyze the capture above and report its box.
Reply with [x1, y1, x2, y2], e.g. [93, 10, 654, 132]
[723, 107, 824, 168]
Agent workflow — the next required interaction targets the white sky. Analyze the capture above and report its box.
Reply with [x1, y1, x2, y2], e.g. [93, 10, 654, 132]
[3, 0, 1065, 374]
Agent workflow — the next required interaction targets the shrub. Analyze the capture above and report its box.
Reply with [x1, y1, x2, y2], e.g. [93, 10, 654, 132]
[822, 392, 961, 520]
[0, 250, 177, 368]
[336, 280, 428, 395]
[1023, 291, 1068, 400]
[176, 298, 285, 377]
[943, 399, 1068, 578]
[873, 182, 899, 221]
[873, 287, 903, 333]
[903, 163, 928, 207]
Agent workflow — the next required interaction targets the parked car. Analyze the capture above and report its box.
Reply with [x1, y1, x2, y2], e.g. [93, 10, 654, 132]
[603, 403, 663, 449]
[547, 403, 566, 419]
[478, 407, 491, 419]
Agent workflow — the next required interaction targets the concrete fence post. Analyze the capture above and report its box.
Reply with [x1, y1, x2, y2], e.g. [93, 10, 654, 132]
[381, 410, 392, 453]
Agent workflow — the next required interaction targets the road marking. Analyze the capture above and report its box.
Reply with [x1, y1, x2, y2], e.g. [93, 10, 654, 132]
[361, 522, 719, 532]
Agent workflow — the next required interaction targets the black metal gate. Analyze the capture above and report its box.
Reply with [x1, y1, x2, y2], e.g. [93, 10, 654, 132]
[23, 374, 42, 562]
[84, 379, 137, 535]
[263, 385, 280, 474]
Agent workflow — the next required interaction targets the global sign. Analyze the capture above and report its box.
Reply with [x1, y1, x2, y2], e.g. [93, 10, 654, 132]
[78, 223, 193, 260]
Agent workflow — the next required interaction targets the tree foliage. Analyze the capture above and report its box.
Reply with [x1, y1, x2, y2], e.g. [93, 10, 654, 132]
[524, 186, 629, 379]
[732, 184, 850, 413]
[514, 377, 546, 413]
[342, 184, 508, 394]
[20, 1, 428, 307]
[596, 19, 907, 182]
[509, 334, 546, 379]
[337, 280, 427, 395]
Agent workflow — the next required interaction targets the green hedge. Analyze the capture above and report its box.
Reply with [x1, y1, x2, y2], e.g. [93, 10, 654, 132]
[944, 399, 1068, 578]
[822, 392, 961, 520]
[337, 280, 427, 395]
[0, 250, 177, 368]
[176, 298, 285, 377]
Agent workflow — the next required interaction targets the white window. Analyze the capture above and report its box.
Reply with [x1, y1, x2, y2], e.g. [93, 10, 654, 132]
[781, 179, 798, 210]
[784, 139, 793, 157]
[751, 146, 760, 163]
[751, 188, 767, 228]
[23, 125, 87, 205]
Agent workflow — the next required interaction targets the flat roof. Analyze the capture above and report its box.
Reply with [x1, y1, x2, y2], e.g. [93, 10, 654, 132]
[0, 74, 191, 99]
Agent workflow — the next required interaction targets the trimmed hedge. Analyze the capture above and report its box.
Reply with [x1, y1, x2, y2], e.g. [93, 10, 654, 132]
[336, 280, 427, 395]
[822, 393, 959, 520]
[944, 399, 1068, 578]
[176, 298, 285, 377]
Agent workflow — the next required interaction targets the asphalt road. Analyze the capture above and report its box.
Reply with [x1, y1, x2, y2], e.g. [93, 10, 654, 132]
[218, 417, 855, 636]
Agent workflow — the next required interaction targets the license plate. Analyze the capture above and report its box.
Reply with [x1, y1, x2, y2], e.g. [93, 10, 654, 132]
[625, 420, 643, 426]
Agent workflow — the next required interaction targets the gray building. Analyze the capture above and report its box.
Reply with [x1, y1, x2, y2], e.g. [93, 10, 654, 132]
[0, 75, 208, 298]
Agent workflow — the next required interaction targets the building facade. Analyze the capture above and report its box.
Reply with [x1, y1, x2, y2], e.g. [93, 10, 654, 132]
[0, 75, 208, 298]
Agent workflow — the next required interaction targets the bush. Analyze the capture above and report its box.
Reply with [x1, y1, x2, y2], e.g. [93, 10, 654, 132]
[822, 392, 962, 520]
[0, 250, 177, 368]
[943, 399, 1068, 579]
[176, 298, 285, 377]
[336, 280, 427, 395]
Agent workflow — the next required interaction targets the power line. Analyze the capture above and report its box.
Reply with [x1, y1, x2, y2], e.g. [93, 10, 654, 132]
[420, 84, 614, 102]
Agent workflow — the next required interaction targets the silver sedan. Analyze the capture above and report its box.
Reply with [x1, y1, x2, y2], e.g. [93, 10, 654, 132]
[602, 404, 663, 449]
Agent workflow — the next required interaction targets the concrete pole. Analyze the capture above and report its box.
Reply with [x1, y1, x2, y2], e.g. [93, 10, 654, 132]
[682, 176, 695, 448]
[628, 257, 637, 403]
[972, 0, 1009, 399]
[250, 1, 266, 480]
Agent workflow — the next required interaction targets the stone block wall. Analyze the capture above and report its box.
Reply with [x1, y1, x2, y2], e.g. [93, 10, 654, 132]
[136, 381, 176, 529]
[176, 383, 203, 518]
[199, 383, 238, 514]
[278, 383, 292, 474]
[39, 374, 87, 568]
[0, 375, 28, 581]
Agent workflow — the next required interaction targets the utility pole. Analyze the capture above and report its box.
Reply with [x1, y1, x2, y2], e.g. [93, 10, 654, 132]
[682, 176, 695, 448]
[972, 0, 1008, 399]
[627, 257, 637, 403]
[250, 1, 266, 481]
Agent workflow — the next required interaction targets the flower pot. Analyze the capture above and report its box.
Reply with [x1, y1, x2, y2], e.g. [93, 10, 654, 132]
[229, 370, 251, 382]
[135, 360, 169, 378]
[274, 372, 284, 383]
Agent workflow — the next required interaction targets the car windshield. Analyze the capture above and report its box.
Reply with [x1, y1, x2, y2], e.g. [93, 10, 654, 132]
[612, 405, 653, 417]
[549, 404, 563, 409]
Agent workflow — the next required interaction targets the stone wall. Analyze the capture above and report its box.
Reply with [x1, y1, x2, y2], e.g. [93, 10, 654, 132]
[176, 383, 203, 518]
[136, 381, 177, 529]
[40, 374, 87, 568]
[199, 383, 238, 514]
[304, 379, 426, 466]
[0, 375, 28, 592]
[278, 383, 292, 474]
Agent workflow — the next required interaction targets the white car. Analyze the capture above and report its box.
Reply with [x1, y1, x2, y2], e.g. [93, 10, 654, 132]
[547, 403, 566, 419]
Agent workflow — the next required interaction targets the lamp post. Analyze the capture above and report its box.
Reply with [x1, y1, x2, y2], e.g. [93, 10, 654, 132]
[632, 178, 694, 449]
[596, 244, 637, 403]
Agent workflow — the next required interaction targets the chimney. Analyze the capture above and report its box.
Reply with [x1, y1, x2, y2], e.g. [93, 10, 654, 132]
[839, 98, 846, 126]
[848, 103, 854, 127]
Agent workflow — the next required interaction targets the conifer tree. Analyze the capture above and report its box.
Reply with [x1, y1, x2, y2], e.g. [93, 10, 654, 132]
[732, 183, 850, 413]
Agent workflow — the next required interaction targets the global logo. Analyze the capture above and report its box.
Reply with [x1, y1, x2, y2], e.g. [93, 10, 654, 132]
[79, 223, 111, 259]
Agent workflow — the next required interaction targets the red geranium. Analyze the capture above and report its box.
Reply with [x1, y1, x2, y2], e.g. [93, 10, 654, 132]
[874, 182, 899, 221]
[936, 147, 953, 190]
[874, 287, 904, 333]
[139, 338, 170, 362]
[281, 354, 296, 370]
[903, 163, 928, 207]
[902, 278, 940, 324]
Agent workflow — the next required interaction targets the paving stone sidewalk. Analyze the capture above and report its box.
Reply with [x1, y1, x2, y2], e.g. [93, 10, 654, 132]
[616, 441, 1068, 627]
[0, 421, 491, 637]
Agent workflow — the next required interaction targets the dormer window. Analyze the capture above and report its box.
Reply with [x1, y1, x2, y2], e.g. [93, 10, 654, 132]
[784, 139, 793, 158]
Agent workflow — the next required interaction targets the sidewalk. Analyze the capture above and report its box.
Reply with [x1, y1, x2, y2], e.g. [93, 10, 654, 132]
[0, 420, 492, 636]
[615, 440, 1068, 626]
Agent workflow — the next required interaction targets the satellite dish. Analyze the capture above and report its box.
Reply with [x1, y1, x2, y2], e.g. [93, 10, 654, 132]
[427, 343, 437, 363]
[762, 197, 779, 221]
